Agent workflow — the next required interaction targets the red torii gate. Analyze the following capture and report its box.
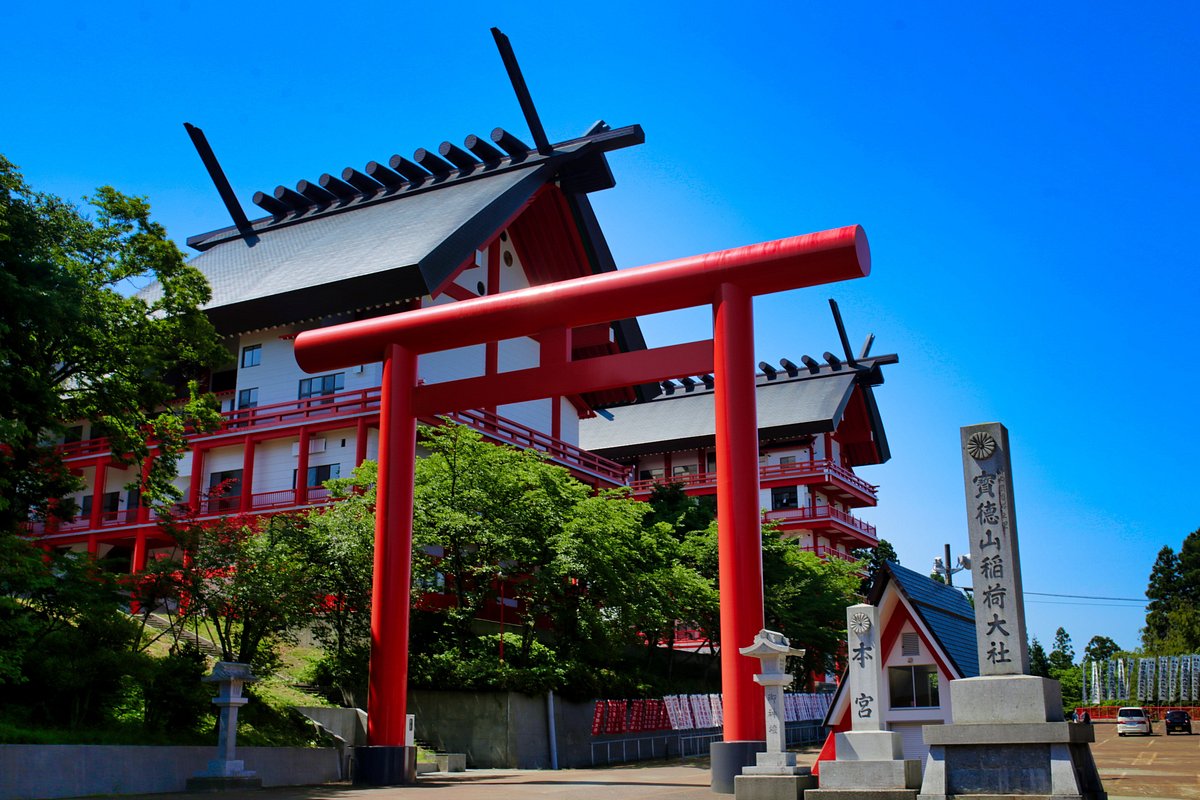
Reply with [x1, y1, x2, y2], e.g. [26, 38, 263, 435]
[294, 223, 871, 780]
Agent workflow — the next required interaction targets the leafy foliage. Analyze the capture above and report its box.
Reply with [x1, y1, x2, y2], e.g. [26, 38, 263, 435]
[1049, 627, 1075, 672]
[1082, 635, 1121, 664]
[854, 537, 897, 594]
[1142, 529, 1200, 653]
[0, 156, 226, 534]
[138, 511, 314, 670]
[1029, 636, 1051, 678]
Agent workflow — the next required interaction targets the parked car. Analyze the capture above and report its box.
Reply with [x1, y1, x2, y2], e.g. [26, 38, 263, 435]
[1164, 710, 1192, 735]
[1116, 706, 1153, 736]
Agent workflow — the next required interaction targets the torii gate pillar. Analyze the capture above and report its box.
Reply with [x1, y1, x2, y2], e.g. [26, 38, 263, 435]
[294, 224, 872, 787]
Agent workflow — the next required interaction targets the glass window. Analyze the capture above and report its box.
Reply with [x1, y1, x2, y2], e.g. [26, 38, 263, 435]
[298, 373, 345, 403]
[63, 425, 84, 445]
[888, 665, 940, 708]
[673, 464, 697, 476]
[638, 468, 665, 481]
[237, 388, 258, 409]
[241, 344, 262, 368]
[779, 455, 796, 465]
[294, 463, 341, 488]
[771, 486, 799, 510]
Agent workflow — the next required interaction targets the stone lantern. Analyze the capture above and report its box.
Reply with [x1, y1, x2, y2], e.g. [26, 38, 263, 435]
[187, 661, 262, 791]
[735, 629, 816, 799]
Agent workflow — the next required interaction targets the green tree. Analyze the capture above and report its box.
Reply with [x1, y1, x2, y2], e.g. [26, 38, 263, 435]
[854, 538, 898, 593]
[1082, 635, 1121, 664]
[1049, 627, 1075, 672]
[676, 520, 861, 682]
[0, 156, 226, 535]
[1029, 637, 1051, 678]
[145, 513, 314, 670]
[1144, 545, 1181, 646]
[298, 462, 378, 707]
[1142, 529, 1200, 653]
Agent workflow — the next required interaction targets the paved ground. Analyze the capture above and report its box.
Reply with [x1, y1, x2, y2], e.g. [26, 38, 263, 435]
[120, 726, 1199, 800]
[1090, 722, 1200, 800]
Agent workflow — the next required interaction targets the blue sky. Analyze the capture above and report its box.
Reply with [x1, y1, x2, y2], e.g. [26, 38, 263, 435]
[6, 2, 1197, 657]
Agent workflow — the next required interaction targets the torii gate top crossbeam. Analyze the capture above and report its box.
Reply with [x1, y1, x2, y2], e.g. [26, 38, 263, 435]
[294, 225, 869, 372]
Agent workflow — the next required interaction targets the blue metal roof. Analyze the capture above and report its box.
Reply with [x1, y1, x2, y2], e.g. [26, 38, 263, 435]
[884, 561, 978, 678]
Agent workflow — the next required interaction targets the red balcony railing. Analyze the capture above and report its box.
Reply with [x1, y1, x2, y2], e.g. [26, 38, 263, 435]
[797, 544, 861, 564]
[764, 505, 877, 542]
[57, 388, 629, 485]
[627, 459, 876, 503]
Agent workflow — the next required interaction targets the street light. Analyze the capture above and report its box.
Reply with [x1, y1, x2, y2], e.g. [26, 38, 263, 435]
[932, 543, 971, 587]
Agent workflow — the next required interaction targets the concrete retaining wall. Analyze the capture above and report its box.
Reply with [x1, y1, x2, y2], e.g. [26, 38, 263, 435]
[0, 745, 342, 800]
[409, 690, 712, 769]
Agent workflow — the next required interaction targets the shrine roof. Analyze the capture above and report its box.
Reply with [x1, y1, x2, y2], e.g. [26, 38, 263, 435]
[879, 561, 979, 678]
[577, 355, 896, 463]
[139, 123, 643, 336]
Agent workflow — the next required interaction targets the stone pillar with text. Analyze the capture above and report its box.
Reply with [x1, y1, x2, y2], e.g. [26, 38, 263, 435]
[917, 422, 1105, 800]
[807, 605, 921, 800]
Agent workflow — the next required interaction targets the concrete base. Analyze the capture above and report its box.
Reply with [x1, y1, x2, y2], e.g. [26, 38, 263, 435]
[711, 740, 767, 794]
[436, 752, 467, 772]
[807, 790, 917, 800]
[835, 730, 905, 761]
[185, 776, 263, 792]
[416, 761, 437, 774]
[919, 723, 1105, 800]
[353, 745, 417, 786]
[948, 676, 1065, 724]
[735, 773, 817, 800]
[819, 759, 922, 789]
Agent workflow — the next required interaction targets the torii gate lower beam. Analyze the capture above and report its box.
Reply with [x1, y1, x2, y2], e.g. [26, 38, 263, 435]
[294, 224, 871, 780]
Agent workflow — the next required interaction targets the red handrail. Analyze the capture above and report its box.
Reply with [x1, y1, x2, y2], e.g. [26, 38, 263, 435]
[763, 505, 877, 540]
[627, 459, 877, 500]
[56, 388, 628, 484]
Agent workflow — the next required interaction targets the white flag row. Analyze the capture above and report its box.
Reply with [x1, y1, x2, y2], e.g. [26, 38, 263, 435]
[1084, 655, 1200, 703]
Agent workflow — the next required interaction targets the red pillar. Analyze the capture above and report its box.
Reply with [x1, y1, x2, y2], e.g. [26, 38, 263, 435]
[356, 417, 369, 467]
[296, 428, 310, 505]
[712, 282, 765, 742]
[368, 343, 419, 746]
[240, 436, 256, 513]
[88, 458, 107, 530]
[137, 457, 152, 524]
[188, 445, 205, 514]
[130, 530, 148, 614]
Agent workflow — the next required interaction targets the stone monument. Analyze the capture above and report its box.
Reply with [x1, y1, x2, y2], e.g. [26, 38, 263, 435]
[734, 629, 817, 800]
[187, 661, 262, 792]
[917, 422, 1105, 800]
[807, 604, 922, 800]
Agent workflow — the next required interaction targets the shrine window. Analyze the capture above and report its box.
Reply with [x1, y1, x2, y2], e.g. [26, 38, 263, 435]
[241, 344, 262, 368]
[299, 373, 344, 403]
[294, 463, 341, 488]
[888, 665, 939, 708]
[771, 486, 799, 510]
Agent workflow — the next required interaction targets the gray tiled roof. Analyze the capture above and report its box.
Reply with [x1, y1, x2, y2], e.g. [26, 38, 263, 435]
[579, 371, 857, 457]
[140, 163, 548, 333]
[885, 561, 979, 677]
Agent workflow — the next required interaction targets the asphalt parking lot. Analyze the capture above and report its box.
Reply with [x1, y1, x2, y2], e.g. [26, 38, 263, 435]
[1090, 722, 1200, 800]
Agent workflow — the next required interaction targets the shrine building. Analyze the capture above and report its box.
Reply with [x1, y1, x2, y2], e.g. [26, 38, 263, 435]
[27, 91, 895, 642]
[818, 561, 978, 772]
